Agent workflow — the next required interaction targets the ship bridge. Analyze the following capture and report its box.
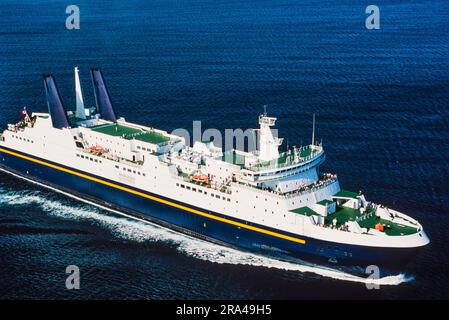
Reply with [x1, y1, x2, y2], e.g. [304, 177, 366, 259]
[215, 113, 326, 194]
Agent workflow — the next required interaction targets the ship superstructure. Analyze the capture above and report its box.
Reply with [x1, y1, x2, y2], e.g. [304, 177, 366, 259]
[0, 67, 429, 267]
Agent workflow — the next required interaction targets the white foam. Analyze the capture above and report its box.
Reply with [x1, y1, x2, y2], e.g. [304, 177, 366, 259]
[0, 171, 413, 286]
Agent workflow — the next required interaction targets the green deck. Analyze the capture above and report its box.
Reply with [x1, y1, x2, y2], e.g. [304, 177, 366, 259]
[318, 199, 334, 206]
[334, 189, 359, 199]
[91, 124, 169, 145]
[290, 205, 418, 236]
[299, 147, 313, 158]
[290, 207, 317, 216]
[325, 206, 418, 236]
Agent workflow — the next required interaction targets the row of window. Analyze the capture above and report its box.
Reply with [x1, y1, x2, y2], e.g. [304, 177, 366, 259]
[136, 146, 150, 151]
[237, 185, 309, 206]
[255, 193, 309, 206]
[11, 134, 34, 144]
[76, 154, 147, 177]
[76, 153, 103, 164]
[114, 164, 146, 176]
[174, 183, 292, 218]
[176, 183, 231, 202]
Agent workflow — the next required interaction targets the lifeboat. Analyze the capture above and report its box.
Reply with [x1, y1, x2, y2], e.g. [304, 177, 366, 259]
[89, 145, 104, 154]
[192, 173, 209, 184]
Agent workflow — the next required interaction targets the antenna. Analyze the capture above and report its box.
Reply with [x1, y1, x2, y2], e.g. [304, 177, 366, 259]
[312, 113, 316, 146]
[263, 105, 267, 116]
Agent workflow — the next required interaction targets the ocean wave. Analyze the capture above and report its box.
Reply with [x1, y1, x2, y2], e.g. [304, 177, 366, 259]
[0, 176, 412, 286]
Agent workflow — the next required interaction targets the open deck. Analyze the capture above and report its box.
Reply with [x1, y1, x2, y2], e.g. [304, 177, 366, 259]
[291, 204, 418, 236]
[334, 189, 359, 199]
[327, 206, 418, 236]
[91, 123, 170, 145]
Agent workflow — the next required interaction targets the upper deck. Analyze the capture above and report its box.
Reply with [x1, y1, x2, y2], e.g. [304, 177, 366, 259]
[220, 145, 323, 173]
[90, 123, 170, 145]
[248, 145, 320, 172]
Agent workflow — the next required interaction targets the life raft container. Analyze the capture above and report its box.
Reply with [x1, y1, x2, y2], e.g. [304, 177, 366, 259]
[375, 223, 385, 232]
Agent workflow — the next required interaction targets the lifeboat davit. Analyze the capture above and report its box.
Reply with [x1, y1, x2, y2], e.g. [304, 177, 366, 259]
[192, 173, 209, 184]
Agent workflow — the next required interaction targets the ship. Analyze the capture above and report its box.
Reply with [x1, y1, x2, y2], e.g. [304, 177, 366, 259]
[0, 67, 429, 269]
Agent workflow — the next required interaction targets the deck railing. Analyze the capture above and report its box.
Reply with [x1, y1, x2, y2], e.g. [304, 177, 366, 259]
[234, 175, 338, 199]
[247, 146, 323, 172]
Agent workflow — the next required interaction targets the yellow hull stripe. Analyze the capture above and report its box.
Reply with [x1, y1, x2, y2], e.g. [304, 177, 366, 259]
[0, 147, 306, 245]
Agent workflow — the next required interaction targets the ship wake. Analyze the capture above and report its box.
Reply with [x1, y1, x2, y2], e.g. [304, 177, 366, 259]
[0, 177, 413, 286]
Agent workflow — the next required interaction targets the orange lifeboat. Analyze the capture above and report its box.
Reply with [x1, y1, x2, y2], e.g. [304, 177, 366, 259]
[89, 145, 104, 154]
[192, 173, 209, 184]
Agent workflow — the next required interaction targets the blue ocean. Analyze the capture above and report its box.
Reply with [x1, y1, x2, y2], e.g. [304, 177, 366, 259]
[0, 0, 448, 299]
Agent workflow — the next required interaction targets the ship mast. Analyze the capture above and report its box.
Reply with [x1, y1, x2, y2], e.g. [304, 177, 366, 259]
[74, 66, 86, 119]
[312, 113, 315, 146]
[257, 112, 283, 162]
